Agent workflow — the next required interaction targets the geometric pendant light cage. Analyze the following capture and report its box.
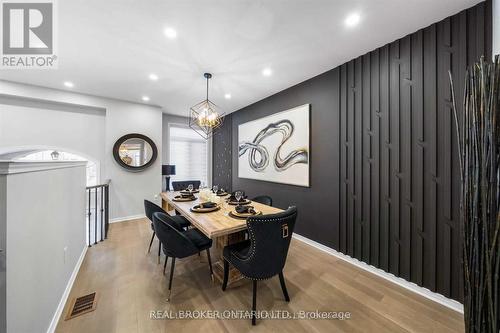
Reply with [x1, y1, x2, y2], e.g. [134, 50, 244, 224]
[189, 73, 225, 140]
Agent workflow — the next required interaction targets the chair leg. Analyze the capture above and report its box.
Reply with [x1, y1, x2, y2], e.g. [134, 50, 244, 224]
[221, 259, 229, 291]
[206, 249, 214, 281]
[252, 280, 257, 326]
[279, 271, 290, 302]
[157, 239, 161, 264]
[148, 232, 155, 253]
[166, 257, 176, 302]
[163, 256, 169, 275]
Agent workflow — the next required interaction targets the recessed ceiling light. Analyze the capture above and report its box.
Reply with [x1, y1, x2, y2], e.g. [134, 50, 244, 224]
[224, 93, 231, 99]
[63, 81, 74, 88]
[164, 27, 177, 39]
[142, 96, 150, 102]
[262, 67, 272, 77]
[149, 73, 159, 81]
[345, 13, 361, 28]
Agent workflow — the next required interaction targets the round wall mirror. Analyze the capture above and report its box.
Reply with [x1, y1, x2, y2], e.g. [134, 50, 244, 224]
[113, 133, 158, 171]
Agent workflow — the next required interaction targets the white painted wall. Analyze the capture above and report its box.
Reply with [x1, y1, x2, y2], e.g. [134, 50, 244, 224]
[1, 161, 86, 333]
[0, 97, 105, 167]
[494, 0, 500, 56]
[0, 81, 163, 220]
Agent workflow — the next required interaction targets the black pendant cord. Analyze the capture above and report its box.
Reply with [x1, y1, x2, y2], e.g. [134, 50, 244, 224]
[206, 76, 209, 100]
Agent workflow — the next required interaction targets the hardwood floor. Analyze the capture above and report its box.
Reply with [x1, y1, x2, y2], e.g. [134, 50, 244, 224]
[55, 218, 464, 333]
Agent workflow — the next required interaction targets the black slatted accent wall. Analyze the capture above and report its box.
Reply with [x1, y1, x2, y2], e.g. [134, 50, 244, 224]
[212, 1, 492, 302]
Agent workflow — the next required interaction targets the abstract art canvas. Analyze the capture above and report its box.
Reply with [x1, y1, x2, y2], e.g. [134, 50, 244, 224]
[238, 104, 310, 187]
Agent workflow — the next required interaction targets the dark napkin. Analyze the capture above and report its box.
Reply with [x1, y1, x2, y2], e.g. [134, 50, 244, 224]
[198, 202, 217, 209]
[235, 205, 256, 214]
[180, 193, 195, 198]
[216, 189, 225, 195]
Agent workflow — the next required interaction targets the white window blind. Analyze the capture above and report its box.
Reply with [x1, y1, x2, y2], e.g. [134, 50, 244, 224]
[169, 125, 208, 187]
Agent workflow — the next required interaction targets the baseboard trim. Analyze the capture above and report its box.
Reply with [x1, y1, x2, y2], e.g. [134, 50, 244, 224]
[292, 233, 464, 313]
[109, 214, 145, 223]
[47, 245, 87, 333]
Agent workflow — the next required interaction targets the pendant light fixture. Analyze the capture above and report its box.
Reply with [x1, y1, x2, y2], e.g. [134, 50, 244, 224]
[189, 73, 225, 140]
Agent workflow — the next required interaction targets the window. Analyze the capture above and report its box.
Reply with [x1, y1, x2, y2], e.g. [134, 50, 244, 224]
[169, 125, 208, 187]
[18, 150, 99, 186]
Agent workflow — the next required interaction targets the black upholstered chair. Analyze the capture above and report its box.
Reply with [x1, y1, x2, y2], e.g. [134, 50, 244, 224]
[152, 212, 213, 301]
[144, 200, 190, 263]
[251, 195, 273, 207]
[171, 180, 201, 191]
[222, 206, 298, 325]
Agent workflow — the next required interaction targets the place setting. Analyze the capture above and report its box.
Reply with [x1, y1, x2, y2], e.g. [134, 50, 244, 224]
[172, 191, 196, 202]
[180, 184, 199, 195]
[228, 204, 262, 219]
[226, 190, 251, 205]
[190, 187, 223, 213]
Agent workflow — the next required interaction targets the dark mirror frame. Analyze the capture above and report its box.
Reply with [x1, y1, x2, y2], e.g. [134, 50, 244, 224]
[112, 133, 158, 171]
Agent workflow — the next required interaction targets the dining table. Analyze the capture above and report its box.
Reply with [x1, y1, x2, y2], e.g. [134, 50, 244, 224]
[160, 191, 283, 285]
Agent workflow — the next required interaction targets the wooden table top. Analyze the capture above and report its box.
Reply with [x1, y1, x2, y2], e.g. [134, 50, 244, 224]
[161, 191, 283, 239]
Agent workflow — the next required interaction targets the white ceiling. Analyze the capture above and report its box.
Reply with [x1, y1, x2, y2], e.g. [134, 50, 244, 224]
[0, 0, 483, 116]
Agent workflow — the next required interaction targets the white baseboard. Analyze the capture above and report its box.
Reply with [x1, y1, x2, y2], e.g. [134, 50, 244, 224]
[292, 233, 464, 313]
[47, 245, 88, 333]
[109, 214, 145, 223]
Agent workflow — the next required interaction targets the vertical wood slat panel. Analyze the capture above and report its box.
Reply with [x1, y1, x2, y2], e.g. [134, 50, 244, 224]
[362, 54, 372, 263]
[379, 45, 391, 272]
[411, 30, 425, 286]
[389, 41, 401, 276]
[370, 49, 381, 267]
[355, 57, 363, 261]
[436, 17, 453, 298]
[340, 64, 348, 254]
[400, 35, 412, 281]
[348, 61, 355, 257]
[422, 23, 438, 292]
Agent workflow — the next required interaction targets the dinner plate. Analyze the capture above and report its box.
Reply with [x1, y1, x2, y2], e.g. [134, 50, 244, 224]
[173, 195, 196, 202]
[190, 204, 220, 213]
[216, 192, 229, 196]
[227, 199, 251, 205]
[229, 210, 262, 219]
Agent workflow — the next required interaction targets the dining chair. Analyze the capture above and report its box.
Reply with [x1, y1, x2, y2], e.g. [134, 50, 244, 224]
[171, 180, 201, 191]
[152, 212, 213, 301]
[221, 206, 298, 325]
[144, 200, 191, 264]
[251, 195, 273, 207]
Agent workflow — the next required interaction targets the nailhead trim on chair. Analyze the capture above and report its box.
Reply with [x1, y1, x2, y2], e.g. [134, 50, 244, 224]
[223, 211, 297, 281]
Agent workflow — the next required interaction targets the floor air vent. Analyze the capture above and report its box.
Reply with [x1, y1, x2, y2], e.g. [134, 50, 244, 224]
[65, 292, 98, 320]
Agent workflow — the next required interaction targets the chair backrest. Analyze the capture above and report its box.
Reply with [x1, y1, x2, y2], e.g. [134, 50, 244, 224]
[245, 206, 297, 279]
[152, 212, 198, 258]
[144, 199, 165, 222]
[252, 195, 273, 207]
[172, 180, 201, 191]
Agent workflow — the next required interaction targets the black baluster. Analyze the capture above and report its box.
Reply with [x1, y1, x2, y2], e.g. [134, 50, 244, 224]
[100, 186, 104, 242]
[87, 189, 92, 247]
[94, 188, 98, 244]
[105, 185, 109, 239]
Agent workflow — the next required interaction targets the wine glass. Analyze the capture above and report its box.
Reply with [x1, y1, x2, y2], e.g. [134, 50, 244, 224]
[235, 191, 243, 203]
[222, 198, 230, 216]
[213, 185, 219, 194]
[187, 184, 194, 192]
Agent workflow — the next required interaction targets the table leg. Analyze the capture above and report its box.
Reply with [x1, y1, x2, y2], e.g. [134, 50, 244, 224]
[212, 231, 246, 286]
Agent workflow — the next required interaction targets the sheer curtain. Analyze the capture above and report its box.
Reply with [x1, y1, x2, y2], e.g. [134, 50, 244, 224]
[169, 125, 208, 187]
